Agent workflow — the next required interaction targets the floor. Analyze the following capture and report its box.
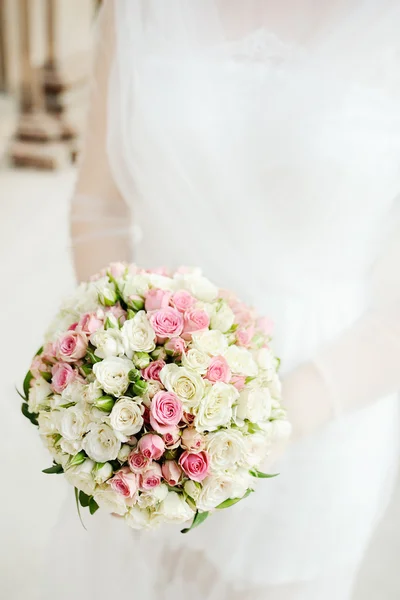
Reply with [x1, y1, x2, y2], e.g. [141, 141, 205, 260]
[0, 100, 399, 600]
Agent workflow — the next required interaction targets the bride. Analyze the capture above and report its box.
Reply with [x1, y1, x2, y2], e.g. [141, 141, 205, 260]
[44, 1, 400, 599]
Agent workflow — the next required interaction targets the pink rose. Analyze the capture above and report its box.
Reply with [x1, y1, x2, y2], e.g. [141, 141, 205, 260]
[182, 309, 210, 340]
[231, 301, 256, 328]
[141, 360, 166, 382]
[181, 428, 205, 453]
[145, 289, 172, 312]
[147, 266, 170, 276]
[205, 356, 231, 383]
[162, 461, 182, 486]
[149, 308, 184, 339]
[41, 342, 57, 363]
[165, 337, 186, 357]
[68, 322, 78, 331]
[108, 467, 137, 498]
[30, 355, 51, 379]
[138, 434, 165, 460]
[107, 303, 127, 325]
[179, 451, 210, 482]
[172, 290, 195, 313]
[231, 375, 246, 391]
[57, 331, 88, 362]
[150, 391, 183, 434]
[236, 327, 254, 347]
[140, 463, 162, 490]
[78, 312, 103, 335]
[108, 262, 126, 278]
[163, 427, 181, 449]
[182, 412, 195, 426]
[128, 450, 150, 473]
[51, 363, 76, 393]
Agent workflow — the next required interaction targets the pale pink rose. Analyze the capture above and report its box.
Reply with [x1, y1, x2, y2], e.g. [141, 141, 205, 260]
[138, 434, 165, 460]
[145, 289, 172, 312]
[257, 316, 274, 336]
[79, 312, 103, 335]
[165, 337, 186, 357]
[107, 303, 127, 324]
[149, 308, 184, 339]
[172, 290, 195, 313]
[147, 266, 170, 276]
[205, 356, 231, 383]
[182, 412, 195, 426]
[231, 301, 256, 328]
[57, 331, 88, 362]
[141, 360, 166, 382]
[161, 461, 182, 486]
[182, 309, 210, 340]
[30, 355, 51, 379]
[108, 262, 126, 278]
[41, 342, 57, 363]
[128, 450, 150, 473]
[179, 451, 210, 482]
[51, 363, 76, 393]
[231, 375, 246, 391]
[150, 391, 183, 434]
[181, 428, 205, 453]
[163, 427, 181, 449]
[108, 467, 138, 498]
[236, 327, 254, 347]
[140, 463, 162, 490]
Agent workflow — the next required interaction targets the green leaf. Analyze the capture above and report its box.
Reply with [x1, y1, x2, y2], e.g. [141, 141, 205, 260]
[74, 487, 87, 530]
[42, 463, 64, 474]
[35, 346, 44, 356]
[89, 497, 99, 515]
[80, 364, 93, 377]
[79, 490, 91, 507]
[21, 402, 39, 426]
[247, 422, 262, 434]
[216, 488, 253, 509]
[249, 469, 279, 479]
[68, 451, 86, 469]
[227, 323, 239, 334]
[275, 356, 281, 371]
[59, 402, 76, 409]
[40, 371, 52, 382]
[23, 370, 34, 400]
[85, 346, 102, 364]
[127, 309, 136, 320]
[16, 386, 26, 401]
[245, 376, 256, 385]
[181, 510, 209, 534]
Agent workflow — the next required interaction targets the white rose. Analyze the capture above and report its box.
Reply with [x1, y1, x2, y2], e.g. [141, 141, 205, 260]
[83, 423, 121, 462]
[65, 459, 96, 496]
[110, 397, 144, 436]
[137, 483, 169, 509]
[93, 486, 128, 516]
[160, 364, 205, 410]
[210, 302, 235, 333]
[92, 462, 113, 484]
[181, 349, 211, 374]
[269, 419, 292, 442]
[156, 491, 194, 524]
[118, 444, 132, 462]
[121, 311, 156, 356]
[206, 429, 246, 472]
[45, 310, 79, 342]
[183, 480, 201, 502]
[90, 329, 125, 359]
[93, 357, 133, 396]
[94, 277, 118, 306]
[125, 505, 153, 529]
[148, 273, 176, 291]
[81, 381, 103, 404]
[61, 380, 86, 404]
[242, 432, 271, 468]
[196, 474, 234, 512]
[235, 386, 272, 425]
[50, 394, 64, 409]
[229, 467, 252, 499]
[60, 438, 83, 455]
[255, 347, 275, 372]
[267, 372, 282, 400]
[121, 275, 150, 301]
[224, 346, 258, 376]
[38, 411, 58, 436]
[194, 382, 238, 432]
[176, 273, 218, 302]
[58, 403, 90, 441]
[28, 378, 52, 413]
[62, 282, 100, 314]
[192, 330, 228, 356]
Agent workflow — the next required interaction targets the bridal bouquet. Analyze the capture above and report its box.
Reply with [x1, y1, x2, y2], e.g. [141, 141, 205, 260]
[20, 263, 289, 531]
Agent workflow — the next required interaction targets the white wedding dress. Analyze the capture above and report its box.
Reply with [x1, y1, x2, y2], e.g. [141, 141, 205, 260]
[44, 2, 400, 599]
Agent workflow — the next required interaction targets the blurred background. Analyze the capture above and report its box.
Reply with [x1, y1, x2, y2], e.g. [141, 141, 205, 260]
[0, 1, 399, 598]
